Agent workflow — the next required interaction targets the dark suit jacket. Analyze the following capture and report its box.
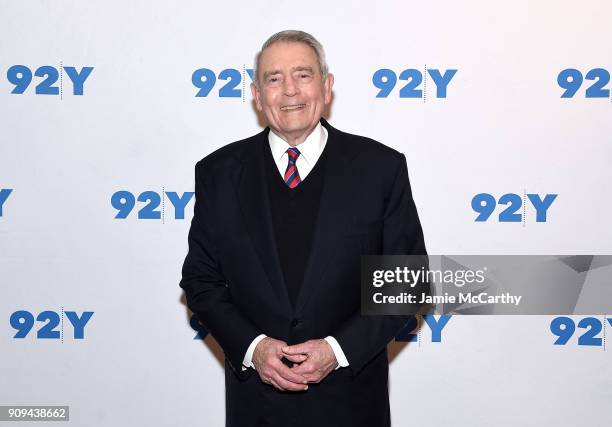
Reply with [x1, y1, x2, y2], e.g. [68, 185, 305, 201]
[180, 118, 427, 427]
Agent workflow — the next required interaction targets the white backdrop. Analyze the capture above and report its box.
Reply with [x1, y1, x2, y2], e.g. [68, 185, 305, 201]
[1, 1, 611, 426]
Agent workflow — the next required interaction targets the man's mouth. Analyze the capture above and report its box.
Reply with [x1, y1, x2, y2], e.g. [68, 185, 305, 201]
[280, 104, 306, 111]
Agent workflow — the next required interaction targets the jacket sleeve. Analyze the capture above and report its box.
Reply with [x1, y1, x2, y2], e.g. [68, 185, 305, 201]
[179, 159, 261, 378]
[333, 152, 427, 377]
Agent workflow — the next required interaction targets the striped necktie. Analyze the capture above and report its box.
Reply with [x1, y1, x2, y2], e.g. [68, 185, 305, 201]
[284, 147, 301, 189]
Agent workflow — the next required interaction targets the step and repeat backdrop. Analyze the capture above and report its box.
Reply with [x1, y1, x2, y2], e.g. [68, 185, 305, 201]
[1, 1, 611, 426]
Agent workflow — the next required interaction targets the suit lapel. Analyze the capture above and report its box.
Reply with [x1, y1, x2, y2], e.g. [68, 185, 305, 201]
[295, 119, 358, 314]
[236, 129, 293, 315]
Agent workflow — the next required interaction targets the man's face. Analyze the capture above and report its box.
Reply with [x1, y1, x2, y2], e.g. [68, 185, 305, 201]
[251, 41, 334, 144]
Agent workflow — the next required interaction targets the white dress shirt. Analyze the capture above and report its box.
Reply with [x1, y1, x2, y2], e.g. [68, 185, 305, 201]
[241, 122, 349, 371]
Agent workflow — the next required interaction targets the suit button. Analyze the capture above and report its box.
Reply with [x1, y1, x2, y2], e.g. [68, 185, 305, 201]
[291, 319, 301, 328]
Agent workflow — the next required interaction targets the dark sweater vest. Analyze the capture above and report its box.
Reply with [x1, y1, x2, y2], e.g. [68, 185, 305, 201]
[264, 140, 328, 309]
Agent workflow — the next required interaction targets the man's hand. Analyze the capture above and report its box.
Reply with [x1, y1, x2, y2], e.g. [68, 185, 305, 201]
[282, 339, 338, 384]
[252, 337, 309, 391]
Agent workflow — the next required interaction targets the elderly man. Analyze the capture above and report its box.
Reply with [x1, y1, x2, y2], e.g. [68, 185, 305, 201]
[180, 30, 426, 427]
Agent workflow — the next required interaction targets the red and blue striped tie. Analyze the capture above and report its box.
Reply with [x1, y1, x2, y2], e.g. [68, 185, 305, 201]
[284, 147, 301, 189]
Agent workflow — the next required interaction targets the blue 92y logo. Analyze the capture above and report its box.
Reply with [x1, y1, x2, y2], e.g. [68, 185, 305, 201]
[10, 310, 94, 340]
[472, 193, 557, 223]
[111, 190, 194, 220]
[7, 65, 93, 95]
[558, 68, 610, 98]
[373, 68, 457, 98]
[192, 67, 254, 98]
[551, 316, 611, 347]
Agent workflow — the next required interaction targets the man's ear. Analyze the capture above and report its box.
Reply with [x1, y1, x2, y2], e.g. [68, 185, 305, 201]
[251, 83, 262, 111]
[323, 73, 334, 105]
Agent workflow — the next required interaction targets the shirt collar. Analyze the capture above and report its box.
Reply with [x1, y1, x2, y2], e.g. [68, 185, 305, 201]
[268, 121, 327, 167]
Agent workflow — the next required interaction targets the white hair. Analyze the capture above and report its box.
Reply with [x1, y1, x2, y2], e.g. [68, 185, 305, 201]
[253, 30, 329, 87]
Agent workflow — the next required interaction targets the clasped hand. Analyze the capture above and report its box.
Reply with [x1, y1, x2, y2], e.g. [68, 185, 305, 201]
[252, 337, 338, 391]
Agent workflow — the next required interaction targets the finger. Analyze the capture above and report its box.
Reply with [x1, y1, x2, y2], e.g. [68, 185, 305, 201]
[268, 377, 284, 391]
[282, 342, 311, 355]
[259, 374, 269, 384]
[290, 361, 315, 376]
[259, 372, 273, 385]
[301, 369, 325, 383]
[303, 367, 330, 384]
[283, 353, 307, 363]
[275, 362, 309, 384]
[272, 372, 308, 392]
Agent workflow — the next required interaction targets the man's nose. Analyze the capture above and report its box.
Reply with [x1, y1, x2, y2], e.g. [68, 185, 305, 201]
[283, 77, 299, 96]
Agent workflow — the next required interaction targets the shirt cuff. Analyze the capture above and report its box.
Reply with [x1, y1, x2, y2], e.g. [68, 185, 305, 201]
[324, 336, 349, 370]
[242, 334, 267, 371]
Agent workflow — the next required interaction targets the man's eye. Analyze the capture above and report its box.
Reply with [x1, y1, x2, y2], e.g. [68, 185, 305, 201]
[300, 74, 311, 79]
